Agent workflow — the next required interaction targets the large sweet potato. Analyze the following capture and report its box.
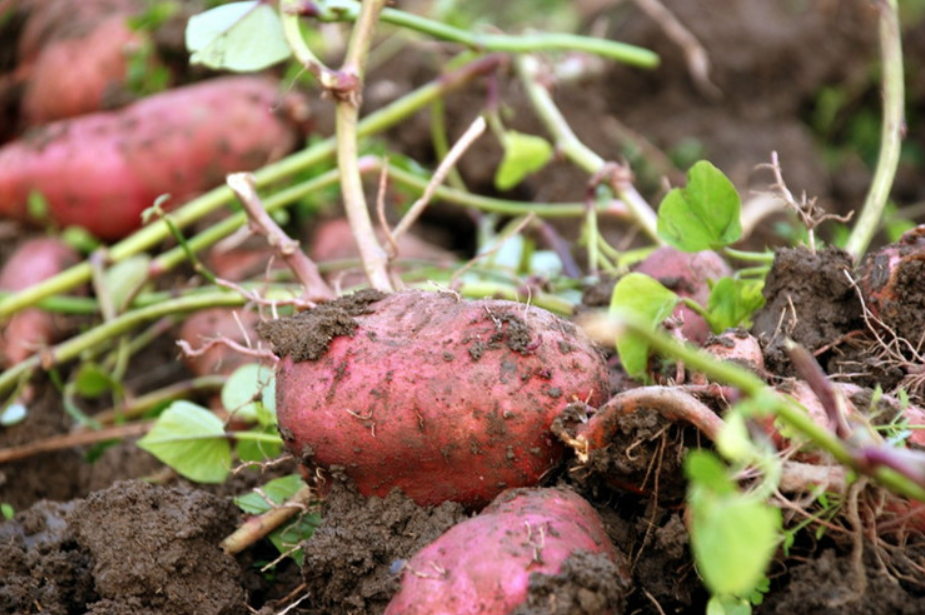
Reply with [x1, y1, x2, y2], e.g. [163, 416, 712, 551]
[263, 290, 609, 507]
[385, 487, 628, 615]
[0, 76, 305, 239]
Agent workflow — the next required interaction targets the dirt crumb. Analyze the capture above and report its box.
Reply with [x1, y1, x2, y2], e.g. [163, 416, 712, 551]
[299, 475, 466, 615]
[512, 550, 631, 615]
[257, 289, 386, 362]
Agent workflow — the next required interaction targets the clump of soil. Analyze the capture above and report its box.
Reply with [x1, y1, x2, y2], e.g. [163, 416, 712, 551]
[758, 548, 925, 615]
[751, 246, 862, 373]
[513, 550, 631, 615]
[256, 288, 386, 361]
[0, 480, 245, 615]
[298, 475, 467, 615]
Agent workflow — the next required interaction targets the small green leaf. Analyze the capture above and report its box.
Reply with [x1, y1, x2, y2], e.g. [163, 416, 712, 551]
[609, 273, 679, 380]
[236, 429, 282, 462]
[74, 363, 119, 398]
[494, 131, 553, 190]
[658, 161, 742, 251]
[138, 401, 231, 483]
[715, 411, 754, 463]
[235, 474, 319, 566]
[706, 277, 765, 332]
[104, 255, 151, 312]
[186, 1, 292, 72]
[1, 503, 14, 520]
[684, 450, 736, 495]
[235, 474, 305, 514]
[222, 364, 276, 425]
[687, 452, 781, 598]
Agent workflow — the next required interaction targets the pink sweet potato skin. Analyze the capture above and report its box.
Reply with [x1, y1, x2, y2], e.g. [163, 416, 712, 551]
[21, 7, 143, 124]
[0, 76, 304, 240]
[385, 487, 624, 615]
[0, 237, 79, 365]
[274, 291, 609, 508]
[633, 247, 731, 344]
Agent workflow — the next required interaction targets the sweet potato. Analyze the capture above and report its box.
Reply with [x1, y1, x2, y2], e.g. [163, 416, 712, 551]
[0, 76, 305, 240]
[0, 236, 79, 365]
[178, 308, 263, 378]
[633, 247, 731, 344]
[263, 290, 609, 507]
[19, 0, 145, 124]
[385, 487, 628, 615]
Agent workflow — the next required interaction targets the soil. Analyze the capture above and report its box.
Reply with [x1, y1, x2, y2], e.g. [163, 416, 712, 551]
[4, 1, 925, 615]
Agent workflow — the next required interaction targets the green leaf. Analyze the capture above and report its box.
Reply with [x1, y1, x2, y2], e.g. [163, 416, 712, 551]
[706, 277, 766, 332]
[104, 255, 151, 312]
[235, 474, 319, 566]
[609, 273, 679, 380]
[1, 503, 14, 520]
[715, 411, 754, 463]
[221, 363, 277, 425]
[235, 474, 305, 514]
[73, 363, 119, 398]
[657, 161, 742, 251]
[186, 1, 292, 72]
[684, 450, 736, 495]
[494, 131, 553, 190]
[236, 428, 282, 462]
[687, 452, 781, 598]
[138, 401, 231, 483]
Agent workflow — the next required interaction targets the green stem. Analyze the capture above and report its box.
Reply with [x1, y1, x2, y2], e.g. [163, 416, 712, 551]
[335, 0, 394, 292]
[514, 55, 662, 244]
[722, 247, 775, 264]
[0, 56, 496, 318]
[309, 0, 658, 67]
[233, 431, 283, 444]
[458, 281, 574, 315]
[844, 0, 904, 259]
[0, 291, 252, 399]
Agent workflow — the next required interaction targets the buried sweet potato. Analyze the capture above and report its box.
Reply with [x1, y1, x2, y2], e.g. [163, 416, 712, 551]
[0, 237, 80, 366]
[385, 487, 629, 615]
[0, 76, 306, 240]
[261, 290, 610, 508]
[633, 246, 731, 344]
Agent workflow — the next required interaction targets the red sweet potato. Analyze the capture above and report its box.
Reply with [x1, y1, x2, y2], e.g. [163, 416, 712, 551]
[0, 76, 306, 240]
[633, 247, 731, 344]
[385, 487, 628, 615]
[0, 236, 80, 365]
[178, 308, 263, 378]
[19, 0, 146, 124]
[264, 290, 609, 507]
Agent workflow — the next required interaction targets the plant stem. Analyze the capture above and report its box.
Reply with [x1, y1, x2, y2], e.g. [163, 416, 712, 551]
[308, 0, 659, 67]
[0, 56, 498, 318]
[0, 291, 253, 399]
[844, 0, 904, 259]
[335, 0, 394, 292]
[515, 55, 662, 244]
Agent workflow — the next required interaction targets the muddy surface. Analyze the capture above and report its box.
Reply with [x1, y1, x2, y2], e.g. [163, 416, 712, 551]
[4, 1, 925, 614]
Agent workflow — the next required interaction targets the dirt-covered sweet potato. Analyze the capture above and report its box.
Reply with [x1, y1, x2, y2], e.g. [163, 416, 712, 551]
[0, 236, 79, 365]
[384, 487, 629, 615]
[262, 290, 609, 507]
[633, 246, 731, 344]
[0, 76, 306, 240]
